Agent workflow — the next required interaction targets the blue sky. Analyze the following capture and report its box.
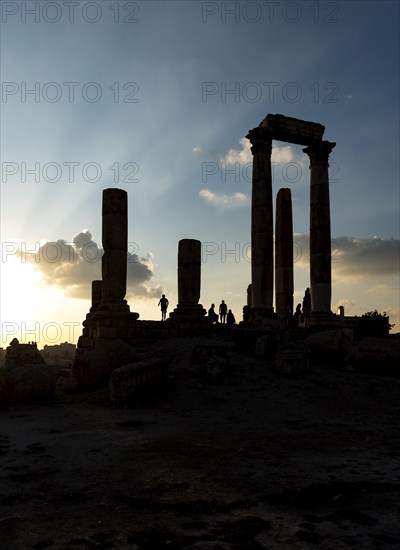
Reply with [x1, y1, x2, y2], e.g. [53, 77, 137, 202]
[1, 0, 399, 345]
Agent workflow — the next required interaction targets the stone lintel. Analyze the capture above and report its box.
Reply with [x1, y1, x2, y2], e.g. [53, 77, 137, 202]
[259, 114, 325, 146]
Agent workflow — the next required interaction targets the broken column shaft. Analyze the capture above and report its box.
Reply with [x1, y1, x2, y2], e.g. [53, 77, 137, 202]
[101, 188, 128, 301]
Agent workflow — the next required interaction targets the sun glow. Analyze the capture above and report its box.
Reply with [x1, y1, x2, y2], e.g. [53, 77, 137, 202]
[0, 255, 87, 348]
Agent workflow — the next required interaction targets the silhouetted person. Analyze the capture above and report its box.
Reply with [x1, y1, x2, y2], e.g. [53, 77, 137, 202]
[219, 300, 228, 323]
[286, 303, 293, 327]
[227, 309, 236, 327]
[302, 288, 311, 327]
[158, 294, 169, 321]
[208, 303, 218, 323]
[293, 303, 302, 328]
[242, 305, 251, 324]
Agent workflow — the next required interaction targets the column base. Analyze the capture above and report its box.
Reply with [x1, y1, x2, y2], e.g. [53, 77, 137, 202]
[251, 306, 277, 319]
[169, 303, 207, 320]
[310, 311, 340, 329]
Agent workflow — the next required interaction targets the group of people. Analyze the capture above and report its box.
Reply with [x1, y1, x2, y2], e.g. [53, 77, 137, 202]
[286, 287, 312, 328]
[207, 300, 235, 326]
[158, 288, 311, 327]
[157, 295, 236, 326]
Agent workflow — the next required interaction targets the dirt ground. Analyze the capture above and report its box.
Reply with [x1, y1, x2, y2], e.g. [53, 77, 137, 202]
[1, 335, 399, 549]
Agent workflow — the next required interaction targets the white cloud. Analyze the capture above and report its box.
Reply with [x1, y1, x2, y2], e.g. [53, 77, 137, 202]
[220, 137, 294, 166]
[17, 229, 162, 300]
[221, 137, 253, 165]
[199, 188, 249, 210]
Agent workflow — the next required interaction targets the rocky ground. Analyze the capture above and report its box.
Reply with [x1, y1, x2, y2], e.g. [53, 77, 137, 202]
[1, 335, 399, 549]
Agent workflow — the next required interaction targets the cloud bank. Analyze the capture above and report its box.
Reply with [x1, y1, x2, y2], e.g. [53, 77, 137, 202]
[293, 234, 399, 281]
[17, 229, 162, 300]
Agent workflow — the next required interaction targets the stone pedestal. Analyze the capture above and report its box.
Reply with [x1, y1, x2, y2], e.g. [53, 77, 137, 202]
[275, 188, 293, 318]
[303, 141, 336, 317]
[247, 127, 274, 316]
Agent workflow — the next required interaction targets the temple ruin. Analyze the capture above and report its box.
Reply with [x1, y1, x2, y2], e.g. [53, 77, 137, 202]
[247, 114, 337, 326]
[70, 114, 345, 385]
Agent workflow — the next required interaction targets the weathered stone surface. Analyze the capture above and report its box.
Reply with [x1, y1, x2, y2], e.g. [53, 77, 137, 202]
[0, 365, 58, 403]
[275, 345, 311, 376]
[73, 337, 137, 386]
[260, 113, 325, 145]
[5, 342, 45, 369]
[232, 318, 284, 351]
[347, 338, 400, 373]
[255, 332, 280, 359]
[205, 355, 228, 383]
[109, 358, 170, 403]
[191, 343, 229, 364]
[304, 329, 353, 359]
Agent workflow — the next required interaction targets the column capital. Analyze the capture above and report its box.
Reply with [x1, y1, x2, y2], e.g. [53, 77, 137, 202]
[246, 127, 273, 156]
[303, 140, 336, 165]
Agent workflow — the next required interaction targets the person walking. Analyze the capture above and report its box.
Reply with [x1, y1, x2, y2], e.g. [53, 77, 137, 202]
[158, 294, 169, 321]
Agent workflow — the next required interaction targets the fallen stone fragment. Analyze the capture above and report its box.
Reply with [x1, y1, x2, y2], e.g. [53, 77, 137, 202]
[109, 358, 170, 403]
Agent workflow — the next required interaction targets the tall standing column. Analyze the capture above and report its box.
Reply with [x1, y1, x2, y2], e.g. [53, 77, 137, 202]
[275, 188, 293, 318]
[101, 188, 128, 302]
[303, 141, 336, 314]
[247, 127, 274, 315]
[171, 238, 206, 319]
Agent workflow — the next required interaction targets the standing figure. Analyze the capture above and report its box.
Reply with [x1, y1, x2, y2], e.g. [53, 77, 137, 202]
[158, 294, 169, 321]
[302, 288, 312, 328]
[219, 300, 228, 324]
[293, 304, 302, 328]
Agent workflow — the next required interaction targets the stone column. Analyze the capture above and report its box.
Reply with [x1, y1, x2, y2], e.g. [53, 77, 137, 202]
[101, 188, 128, 302]
[275, 188, 293, 318]
[247, 127, 274, 316]
[171, 239, 206, 319]
[303, 141, 336, 314]
[178, 239, 201, 305]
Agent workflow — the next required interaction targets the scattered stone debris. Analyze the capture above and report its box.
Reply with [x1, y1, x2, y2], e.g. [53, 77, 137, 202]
[0, 365, 58, 403]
